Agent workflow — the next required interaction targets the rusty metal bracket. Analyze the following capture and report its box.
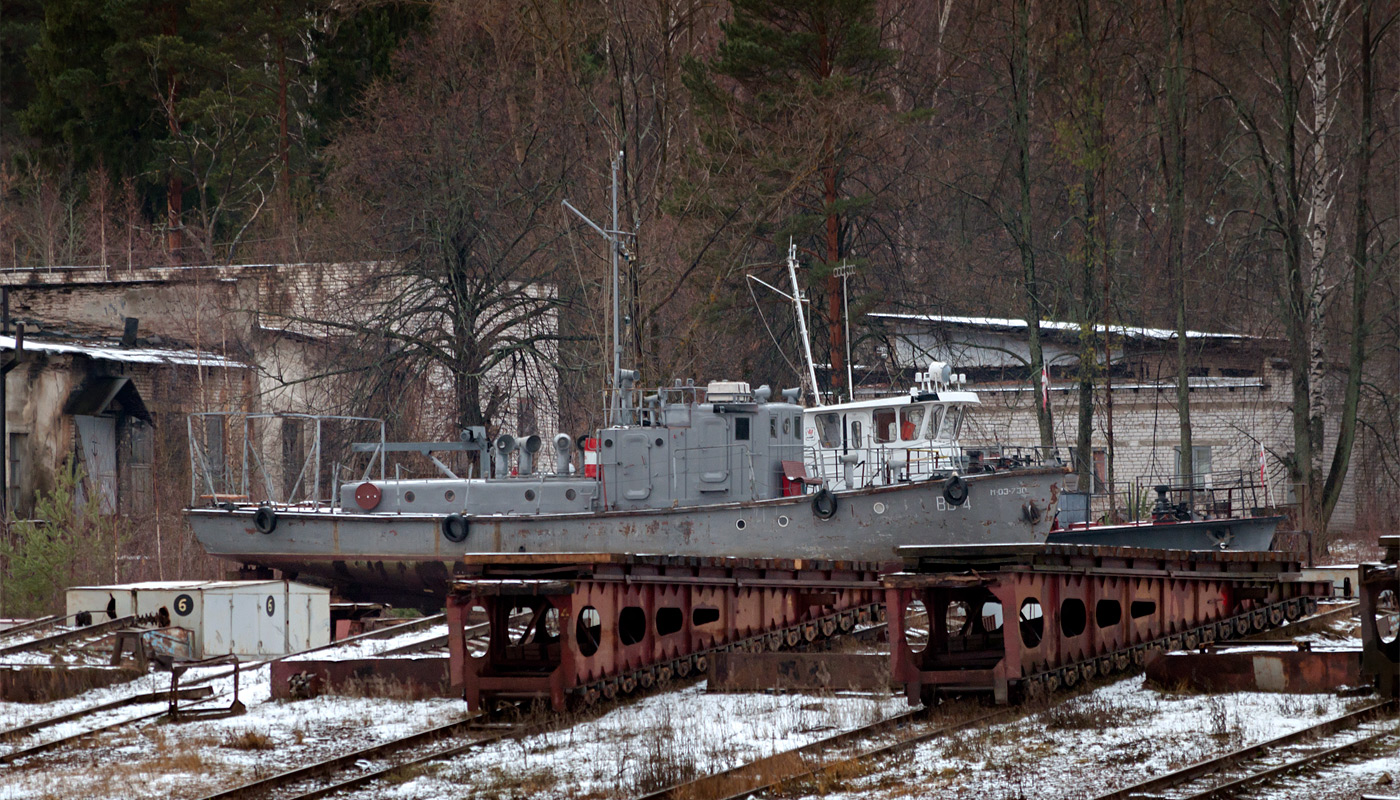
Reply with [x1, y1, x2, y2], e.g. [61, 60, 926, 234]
[167, 655, 246, 721]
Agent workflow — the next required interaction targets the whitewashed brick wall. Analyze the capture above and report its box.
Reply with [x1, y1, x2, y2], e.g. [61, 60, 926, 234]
[960, 362, 1361, 530]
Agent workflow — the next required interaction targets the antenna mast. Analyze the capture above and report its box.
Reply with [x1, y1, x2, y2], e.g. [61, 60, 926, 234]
[833, 262, 856, 401]
[785, 242, 822, 404]
[562, 152, 631, 421]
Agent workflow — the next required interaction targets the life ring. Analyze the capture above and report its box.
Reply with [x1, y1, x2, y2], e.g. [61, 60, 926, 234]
[811, 488, 838, 520]
[442, 513, 469, 543]
[253, 506, 278, 535]
[942, 475, 968, 506]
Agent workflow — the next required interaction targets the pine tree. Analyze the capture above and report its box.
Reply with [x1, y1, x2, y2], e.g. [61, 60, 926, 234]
[684, 0, 897, 398]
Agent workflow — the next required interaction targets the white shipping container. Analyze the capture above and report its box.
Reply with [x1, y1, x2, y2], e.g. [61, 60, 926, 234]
[65, 580, 330, 659]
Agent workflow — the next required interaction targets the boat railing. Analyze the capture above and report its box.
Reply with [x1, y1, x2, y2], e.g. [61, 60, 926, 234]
[960, 444, 1064, 471]
[803, 442, 1061, 491]
[1058, 470, 1292, 527]
[603, 384, 711, 427]
[187, 412, 385, 511]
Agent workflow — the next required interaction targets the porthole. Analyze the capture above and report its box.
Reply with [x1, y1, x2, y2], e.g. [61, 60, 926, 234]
[735, 519, 746, 530]
[444, 489, 456, 502]
[604, 438, 614, 448]
[873, 502, 887, 515]
[777, 515, 790, 527]
[525, 489, 537, 502]
[655, 437, 664, 448]
[404, 490, 416, 503]
[565, 488, 577, 501]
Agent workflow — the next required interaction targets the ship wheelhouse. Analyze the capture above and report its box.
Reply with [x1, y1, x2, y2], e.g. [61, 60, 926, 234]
[802, 362, 977, 491]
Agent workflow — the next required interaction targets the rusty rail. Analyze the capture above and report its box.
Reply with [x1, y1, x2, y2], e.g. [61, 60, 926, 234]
[635, 702, 1018, 800]
[193, 713, 512, 800]
[0, 614, 145, 657]
[1090, 699, 1397, 799]
[0, 613, 447, 764]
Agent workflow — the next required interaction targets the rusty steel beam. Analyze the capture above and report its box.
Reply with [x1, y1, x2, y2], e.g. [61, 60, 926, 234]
[886, 544, 1333, 704]
[708, 651, 891, 692]
[1143, 647, 1361, 693]
[446, 554, 884, 710]
[270, 658, 452, 700]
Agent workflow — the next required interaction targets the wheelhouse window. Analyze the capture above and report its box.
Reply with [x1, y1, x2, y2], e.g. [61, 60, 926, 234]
[932, 406, 952, 439]
[873, 408, 898, 443]
[735, 417, 750, 441]
[816, 413, 841, 447]
[849, 420, 863, 448]
[899, 406, 926, 441]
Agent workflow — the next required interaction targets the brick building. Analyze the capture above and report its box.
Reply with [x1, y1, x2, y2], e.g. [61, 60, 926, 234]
[869, 313, 1371, 531]
[1, 263, 559, 519]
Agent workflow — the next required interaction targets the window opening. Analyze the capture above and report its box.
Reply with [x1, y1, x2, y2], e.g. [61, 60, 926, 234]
[816, 413, 841, 447]
[873, 408, 897, 444]
[900, 406, 926, 441]
[1174, 445, 1213, 488]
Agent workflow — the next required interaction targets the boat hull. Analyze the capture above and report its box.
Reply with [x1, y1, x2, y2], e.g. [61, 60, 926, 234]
[1046, 515, 1283, 551]
[189, 468, 1063, 604]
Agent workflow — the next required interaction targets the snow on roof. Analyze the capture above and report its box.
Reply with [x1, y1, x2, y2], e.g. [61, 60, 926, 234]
[0, 335, 248, 368]
[869, 312, 1254, 341]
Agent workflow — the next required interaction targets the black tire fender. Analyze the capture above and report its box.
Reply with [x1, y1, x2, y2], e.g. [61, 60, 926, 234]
[811, 487, 838, 520]
[253, 506, 278, 535]
[1022, 500, 1043, 524]
[442, 513, 469, 543]
[942, 475, 968, 507]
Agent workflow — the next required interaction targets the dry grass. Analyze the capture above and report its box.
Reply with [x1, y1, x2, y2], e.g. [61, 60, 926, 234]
[1044, 692, 1140, 732]
[221, 729, 276, 751]
[333, 674, 420, 701]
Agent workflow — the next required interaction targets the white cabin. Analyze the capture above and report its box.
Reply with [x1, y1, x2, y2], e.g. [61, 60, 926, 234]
[803, 361, 978, 490]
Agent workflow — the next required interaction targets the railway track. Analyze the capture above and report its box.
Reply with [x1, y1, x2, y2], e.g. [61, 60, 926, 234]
[193, 711, 524, 800]
[0, 613, 448, 766]
[634, 700, 1018, 800]
[1092, 699, 1399, 800]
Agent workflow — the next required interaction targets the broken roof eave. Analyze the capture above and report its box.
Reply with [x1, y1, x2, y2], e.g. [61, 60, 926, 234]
[0, 335, 249, 369]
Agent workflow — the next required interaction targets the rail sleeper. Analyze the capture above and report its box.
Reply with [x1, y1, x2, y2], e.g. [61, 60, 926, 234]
[885, 543, 1334, 704]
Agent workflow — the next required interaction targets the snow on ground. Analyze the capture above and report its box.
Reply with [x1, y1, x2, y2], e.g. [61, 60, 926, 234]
[335, 684, 911, 800]
[784, 677, 1397, 800]
[1, 610, 1394, 800]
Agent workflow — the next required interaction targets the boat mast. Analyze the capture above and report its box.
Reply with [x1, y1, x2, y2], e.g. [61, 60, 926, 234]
[562, 152, 630, 422]
[785, 242, 822, 404]
[610, 154, 621, 417]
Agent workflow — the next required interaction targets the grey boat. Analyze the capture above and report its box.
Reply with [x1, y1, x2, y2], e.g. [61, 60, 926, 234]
[186, 374, 1062, 604]
[1049, 481, 1284, 551]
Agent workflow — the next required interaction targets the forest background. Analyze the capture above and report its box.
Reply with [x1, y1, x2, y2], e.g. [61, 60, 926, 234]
[1, 0, 1398, 576]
